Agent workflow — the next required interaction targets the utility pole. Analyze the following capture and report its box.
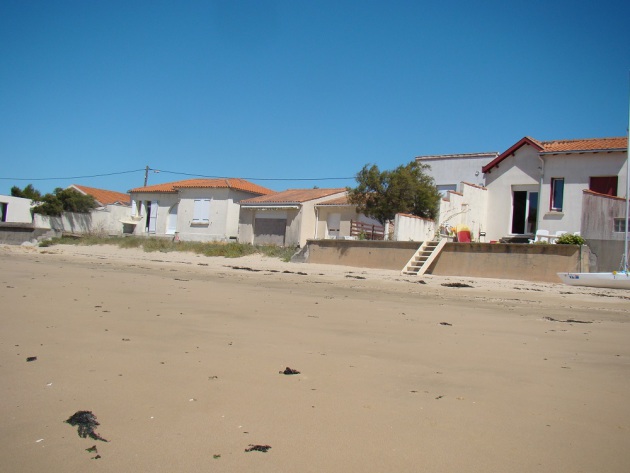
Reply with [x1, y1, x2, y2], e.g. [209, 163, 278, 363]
[144, 166, 150, 187]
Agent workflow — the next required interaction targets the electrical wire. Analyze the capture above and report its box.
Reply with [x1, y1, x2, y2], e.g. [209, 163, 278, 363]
[1, 168, 355, 182]
[0, 169, 146, 181]
[154, 169, 354, 181]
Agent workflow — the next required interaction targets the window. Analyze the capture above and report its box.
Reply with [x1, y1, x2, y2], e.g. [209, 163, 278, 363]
[550, 178, 564, 211]
[590, 176, 618, 196]
[437, 184, 457, 197]
[614, 218, 628, 233]
[192, 199, 210, 224]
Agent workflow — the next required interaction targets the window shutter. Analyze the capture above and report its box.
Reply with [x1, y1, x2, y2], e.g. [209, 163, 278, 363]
[193, 199, 211, 223]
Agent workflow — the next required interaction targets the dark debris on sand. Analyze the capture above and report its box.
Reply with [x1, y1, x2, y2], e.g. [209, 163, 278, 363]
[65, 411, 108, 442]
[441, 282, 473, 288]
[279, 367, 300, 375]
[245, 444, 272, 453]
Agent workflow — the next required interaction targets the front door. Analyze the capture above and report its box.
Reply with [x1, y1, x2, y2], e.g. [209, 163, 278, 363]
[166, 204, 178, 235]
[146, 200, 158, 234]
[511, 190, 538, 234]
[327, 213, 341, 238]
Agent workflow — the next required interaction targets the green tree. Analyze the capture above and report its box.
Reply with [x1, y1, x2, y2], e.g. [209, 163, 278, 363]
[11, 184, 42, 201]
[31, 187, 97, 216]
[347, 161, 441, 225]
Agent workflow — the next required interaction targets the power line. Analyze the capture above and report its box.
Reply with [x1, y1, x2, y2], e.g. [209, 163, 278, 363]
[155, 169, 355, 181]
[0, 169, 146, 181]
[1, 168, 356, 182]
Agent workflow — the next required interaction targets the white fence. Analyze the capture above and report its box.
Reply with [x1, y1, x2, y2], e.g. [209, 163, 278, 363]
[393, 213, 436, 242]
[33, 205, 131, 236]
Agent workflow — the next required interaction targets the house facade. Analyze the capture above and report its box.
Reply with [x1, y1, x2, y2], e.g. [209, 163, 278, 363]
[239, 188, 349, 247]
[128, 178, 273, 242]
[482, 136, 628, 242]
[416, 152, 498, 196]
[314, 195, 381, 240]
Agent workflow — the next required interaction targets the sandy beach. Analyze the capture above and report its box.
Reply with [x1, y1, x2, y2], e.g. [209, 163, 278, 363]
[1, 243, 630, 472]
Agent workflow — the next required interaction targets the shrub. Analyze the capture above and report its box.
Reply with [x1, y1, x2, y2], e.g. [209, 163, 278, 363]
[555, 233, 585, 245]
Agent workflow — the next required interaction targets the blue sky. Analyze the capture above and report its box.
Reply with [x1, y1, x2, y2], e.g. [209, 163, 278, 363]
[1, 0, 629, 196]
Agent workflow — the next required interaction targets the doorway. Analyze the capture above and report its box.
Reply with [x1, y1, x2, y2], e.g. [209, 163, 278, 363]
[511, 190, 538, 234]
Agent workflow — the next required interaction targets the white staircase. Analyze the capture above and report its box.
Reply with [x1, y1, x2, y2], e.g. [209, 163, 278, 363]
[401, 239, 446, 276]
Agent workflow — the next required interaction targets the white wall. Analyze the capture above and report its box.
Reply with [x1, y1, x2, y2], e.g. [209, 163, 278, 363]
[484, 145, 540, 241]
[33, 205, 131, 236]
[417, 153, 497, 191]
[129, 193, 178, 236]
[393, 214, 435, 241]
[0, 195, 33, 223]
[439, 183, 488, 241]
[538, 151, 627, 236]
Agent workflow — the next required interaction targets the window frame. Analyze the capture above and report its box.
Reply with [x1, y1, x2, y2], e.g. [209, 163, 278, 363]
[550, 178, 564, 212]
[613, 217, 628, 233]
[192, 198, 211, 225]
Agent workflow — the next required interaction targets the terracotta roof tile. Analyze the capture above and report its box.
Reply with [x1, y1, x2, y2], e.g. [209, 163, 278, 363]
[483, 136, 627, 173]
[129, 178, 274, 195]
[315, 195, 351, 206]
[540, 137, 627, 153]
[241, 188, 346, 205]
[71, 184, 130, 206]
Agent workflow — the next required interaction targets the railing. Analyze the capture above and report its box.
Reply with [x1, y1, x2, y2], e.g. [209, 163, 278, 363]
[350, 220, 385, 240]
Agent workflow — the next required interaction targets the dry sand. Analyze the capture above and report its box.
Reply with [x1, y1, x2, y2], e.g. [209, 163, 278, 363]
[1, 243, 630, 472]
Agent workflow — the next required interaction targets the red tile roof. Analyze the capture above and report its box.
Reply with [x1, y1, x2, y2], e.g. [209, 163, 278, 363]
[315, 195, 352, 206]
[540, 137, 627, 153]
[483, 136, 627, 173]
[129, 178, 274, 196]
[241, 188, 346, 205]
[71, 184, 130, 206]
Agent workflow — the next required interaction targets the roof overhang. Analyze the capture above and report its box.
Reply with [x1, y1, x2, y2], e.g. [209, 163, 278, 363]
[482, 137, 543, 174]
[240, 205, 300, 210]
[540, 148, 626, 156]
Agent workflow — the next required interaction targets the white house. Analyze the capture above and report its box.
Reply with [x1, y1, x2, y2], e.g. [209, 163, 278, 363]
[0, 195, 33, 223]
[239, 188, 350, 247]
[128, 178, 274, 242]
[416, 152, 498, 196]
[482, 136, 628, 242]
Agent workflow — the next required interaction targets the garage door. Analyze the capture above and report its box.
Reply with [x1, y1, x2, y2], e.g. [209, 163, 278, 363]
[254, 218, 286, 245]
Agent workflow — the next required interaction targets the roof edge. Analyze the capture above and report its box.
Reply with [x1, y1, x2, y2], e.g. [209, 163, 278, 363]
[482, 137, 543, 174]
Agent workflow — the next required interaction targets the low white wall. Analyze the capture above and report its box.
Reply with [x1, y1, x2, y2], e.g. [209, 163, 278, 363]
[33, 205, 131, 236]
[393, 213, 435, 241]
[439, 182, 488, 241]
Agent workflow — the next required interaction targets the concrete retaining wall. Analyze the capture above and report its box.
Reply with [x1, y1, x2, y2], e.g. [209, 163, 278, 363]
[304, 239, 420, 270]
[303, 240, 591, 282]
[0, 223, 60, 245]
[427, 243, 590, 282]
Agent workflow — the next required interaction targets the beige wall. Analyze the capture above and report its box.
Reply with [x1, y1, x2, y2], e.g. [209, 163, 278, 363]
[428, 243, 590, 282]
[304, 240, 589, 283]
[238, 208, 301, 246]
[306, 240, 420, 270]
[315, 206, 377, 239]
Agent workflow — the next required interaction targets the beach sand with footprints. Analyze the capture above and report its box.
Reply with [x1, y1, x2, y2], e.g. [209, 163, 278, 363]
[2, 243, 630, 472]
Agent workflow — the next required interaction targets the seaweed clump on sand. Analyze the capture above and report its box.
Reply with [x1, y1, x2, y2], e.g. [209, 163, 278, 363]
[65, 411, 108, 442]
